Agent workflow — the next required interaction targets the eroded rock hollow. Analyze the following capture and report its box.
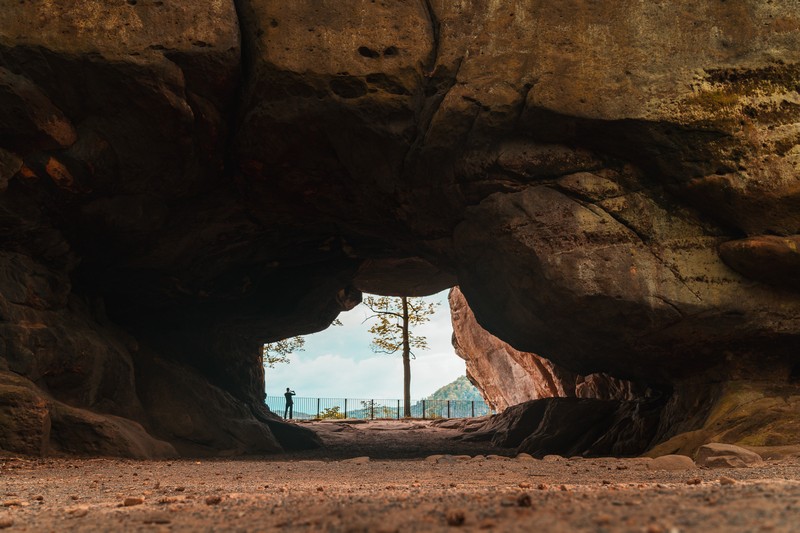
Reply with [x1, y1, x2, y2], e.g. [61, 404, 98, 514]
[1, 0, 799, 457]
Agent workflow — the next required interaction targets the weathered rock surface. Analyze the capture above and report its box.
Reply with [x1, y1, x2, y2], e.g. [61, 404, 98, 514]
[1, 0, 799, 456]
[450, 287, 642, 411]
[0, 371, 175, 458]
[695, 443, 764, 469]
[647, 455, 697, 471]
[463, 398, 662, 458]
[450, 287, 576, 409]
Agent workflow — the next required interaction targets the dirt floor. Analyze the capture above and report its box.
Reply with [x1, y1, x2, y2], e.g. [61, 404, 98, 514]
[2, 420, 800, 532]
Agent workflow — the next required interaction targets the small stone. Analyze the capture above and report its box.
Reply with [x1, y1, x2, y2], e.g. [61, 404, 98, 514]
[316, 486, 324, 492]
[537, 483, 548, 490]
[123, 497, 144, 507]
[34, 496, 44, 501]
[542, 455, 563, 462]
[205, 495, 222, 505]
[158, 497, 177, 504]
[0, 518, 12, 529]
[696, 443, 764, 469]
[68, 506, 89, 518]
[687, 478, 702, 485]
[719, 476, 737, 486]
[560, 485, 568, 491]
[446, 509, 466, 527]
[647, 455, 696, 471]
[646, 526, 665, 533]
[518, 482, 531, 489]
[143, 512, 172, 525]
[516, 493, 532, 507]
[425, 455, 444, 463]
[594, 513, 613, 525]
[1, 501, 21, 507]
[175, 487, 186, 492]
[516, 453, 535, 461]
[342, 456, 370, 465]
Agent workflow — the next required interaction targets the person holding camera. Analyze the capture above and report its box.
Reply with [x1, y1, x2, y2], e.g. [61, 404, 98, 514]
[284, 387, 296, 419]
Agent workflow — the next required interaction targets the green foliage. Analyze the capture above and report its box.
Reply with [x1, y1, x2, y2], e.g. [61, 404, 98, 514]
[359, 400, 397, 419]
[362, 295, 437, 356]
[262, 336, 305, 369]
[318, 406, 345, 420]
[428, 375, 484, 401]
[362, 294, 439, 418]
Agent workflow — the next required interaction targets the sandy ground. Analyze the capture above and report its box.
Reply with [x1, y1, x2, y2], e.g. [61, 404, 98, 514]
[2, 420, 800, 532]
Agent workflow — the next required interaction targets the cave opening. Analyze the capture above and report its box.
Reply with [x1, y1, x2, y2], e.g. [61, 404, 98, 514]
[263, 289, 465, 405]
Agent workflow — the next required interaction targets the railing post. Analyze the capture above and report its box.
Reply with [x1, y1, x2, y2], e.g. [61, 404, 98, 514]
[344, 399, 348, 419]
[447, 400, 451, 418]
[397, 399, 400, 419]
[422, 399, 426, 419]
[370, 400, 374, 420]
[471, 400, 475, 418]
[317, 398, 320, 419]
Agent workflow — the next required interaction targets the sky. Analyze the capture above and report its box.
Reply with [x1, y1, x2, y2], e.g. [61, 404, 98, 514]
[264, 290, 466, 400]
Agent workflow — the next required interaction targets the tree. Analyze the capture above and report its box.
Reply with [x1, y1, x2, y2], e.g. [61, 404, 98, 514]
[262, 336, 306, 369]
[362, 295, 437, 417]
[262, 336, 305, 392]
[261, 319, 339, 387]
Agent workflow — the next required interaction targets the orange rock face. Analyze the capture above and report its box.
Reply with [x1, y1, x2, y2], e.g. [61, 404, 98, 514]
[450, 287, 641, 412]
[450, 287, 576, 411]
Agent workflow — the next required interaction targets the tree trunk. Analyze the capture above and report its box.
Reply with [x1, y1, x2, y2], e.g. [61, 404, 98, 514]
[402, 296, 411, 417]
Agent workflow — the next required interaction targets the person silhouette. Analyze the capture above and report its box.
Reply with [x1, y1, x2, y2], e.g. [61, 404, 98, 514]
[284, 387, 296, 419]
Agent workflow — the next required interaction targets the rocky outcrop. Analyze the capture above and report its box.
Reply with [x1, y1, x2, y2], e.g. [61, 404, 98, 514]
[1, 1, 799, 456]
[450, 287, 576, 408]
[450, 287, 641, 411]
[0, 371, 175, 458]
[695, 443, 764, 469]
[463, 398, 662, 458]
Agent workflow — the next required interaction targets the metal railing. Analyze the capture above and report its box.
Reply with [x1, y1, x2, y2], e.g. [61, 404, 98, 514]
[266, 396, 494, 420]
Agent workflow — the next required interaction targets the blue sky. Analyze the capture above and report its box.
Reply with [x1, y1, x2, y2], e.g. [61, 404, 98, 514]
[264, 290, 466, 400]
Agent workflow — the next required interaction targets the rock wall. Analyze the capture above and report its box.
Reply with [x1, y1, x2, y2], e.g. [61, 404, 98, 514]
[452, 287, 574, 408]
[450, 287, 641, 412]
[1, 0, 799, 456]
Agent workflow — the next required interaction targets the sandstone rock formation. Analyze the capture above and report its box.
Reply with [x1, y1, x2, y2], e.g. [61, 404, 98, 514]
[695, 443, 764, 469]
[1, 0, 799, 456]
[450, 287, 641, 411]
[462, 398, 662, 458]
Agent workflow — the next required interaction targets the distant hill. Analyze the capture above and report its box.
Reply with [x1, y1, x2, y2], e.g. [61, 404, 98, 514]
[428, 375, 484, 401]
